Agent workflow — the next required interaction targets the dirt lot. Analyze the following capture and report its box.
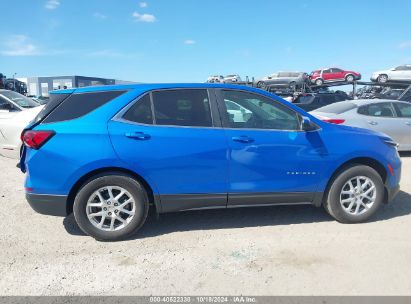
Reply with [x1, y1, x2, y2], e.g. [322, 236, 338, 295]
[0, 154, 411, 296]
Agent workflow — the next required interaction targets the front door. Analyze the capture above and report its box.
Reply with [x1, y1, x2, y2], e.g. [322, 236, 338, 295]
[393, 102, 411, 150]
[215, 89, 328, 207]
[108, 89, 229, 212]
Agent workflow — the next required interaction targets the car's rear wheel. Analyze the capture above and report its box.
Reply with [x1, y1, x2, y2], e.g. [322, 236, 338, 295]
[324, 165, 384, 223]
[73, 173, 149, 241]
[377, 74, 388, 83]
[345, 74, 355, 82]
[315, 78, 324, 86]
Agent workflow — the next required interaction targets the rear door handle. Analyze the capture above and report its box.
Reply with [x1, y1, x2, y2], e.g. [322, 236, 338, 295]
[368, 121, 378, 126]
[125, 132, 151, 140]
[232, 136, 255, 143]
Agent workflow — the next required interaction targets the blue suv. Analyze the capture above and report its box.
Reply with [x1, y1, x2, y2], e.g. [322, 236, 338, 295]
[21, 84, 401, 241]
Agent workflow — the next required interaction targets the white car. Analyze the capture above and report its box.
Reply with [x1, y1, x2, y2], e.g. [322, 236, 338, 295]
[223, 74, 242, 83]
[371, 64, 411, 83]
[206, 75, 224, 83]
[225, 99, 252, 123]
[0, 90, 43, 159]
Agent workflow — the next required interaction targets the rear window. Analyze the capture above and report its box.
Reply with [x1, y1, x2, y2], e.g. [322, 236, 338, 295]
[315, 101, 357, 114]
[42, 90, 126, 123]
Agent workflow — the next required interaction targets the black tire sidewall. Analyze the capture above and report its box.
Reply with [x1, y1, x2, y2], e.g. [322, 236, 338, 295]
[326, 165, 384, 223]
[73, 174, 149, 241]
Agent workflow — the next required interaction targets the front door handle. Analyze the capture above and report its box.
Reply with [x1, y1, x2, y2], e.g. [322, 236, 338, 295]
[406, 122, 411, 126]
[125, 132, 151, 140]
[368, 121, 378, 126]
[232, 136, 255, 143]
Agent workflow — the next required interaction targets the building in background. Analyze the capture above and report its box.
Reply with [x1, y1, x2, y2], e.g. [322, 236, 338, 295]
[24, 75, 119, 97]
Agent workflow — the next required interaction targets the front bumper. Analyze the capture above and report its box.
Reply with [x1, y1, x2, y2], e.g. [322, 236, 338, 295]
[26, 193, 68, 217]
[385, 184, 400, 203]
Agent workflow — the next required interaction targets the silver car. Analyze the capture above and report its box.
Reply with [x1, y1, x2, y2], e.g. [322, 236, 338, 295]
[256, 71, 307, 89]
[310, 99, 411, 151]
[371, 64, 411, 83]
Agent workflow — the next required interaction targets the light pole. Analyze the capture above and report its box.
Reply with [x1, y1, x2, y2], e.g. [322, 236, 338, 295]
[12, 73, 17, 91]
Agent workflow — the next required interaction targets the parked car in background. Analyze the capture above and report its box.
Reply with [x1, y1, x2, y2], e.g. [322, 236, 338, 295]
[356, 85, 384, 99]
[21, 83, 401, 241]
[223, 74, 242, 83]
[0, 90, 43, 158]
[293, 91, 351, 111]
[207, 75, 224, 83]
[310, 99, 411, 151]
[371, 65, 411, 83]
[310, 68, 361, 85]
[375, 88, 405, 100]
[29, 95, 50, 105]
[256, 71, 307, 89]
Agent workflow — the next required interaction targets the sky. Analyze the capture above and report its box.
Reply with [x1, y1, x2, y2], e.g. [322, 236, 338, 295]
[1, 0, 411, 83]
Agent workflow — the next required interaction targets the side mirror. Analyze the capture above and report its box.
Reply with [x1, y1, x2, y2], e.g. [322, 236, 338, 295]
[301, 116, 318, 131]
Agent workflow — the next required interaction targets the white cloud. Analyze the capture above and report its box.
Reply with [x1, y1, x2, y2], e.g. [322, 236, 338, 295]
[45, 0, 60, 10]
[132, 12, 156, 22]
[399, 41, 411, 49]
[93, 12, 107, 19]
[0, 35, 39, 56]
[139, 2, 148, 8]
[184, 40, 196, 45]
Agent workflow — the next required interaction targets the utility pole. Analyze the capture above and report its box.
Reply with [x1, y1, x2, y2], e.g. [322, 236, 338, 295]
[12, 73, 17, 91]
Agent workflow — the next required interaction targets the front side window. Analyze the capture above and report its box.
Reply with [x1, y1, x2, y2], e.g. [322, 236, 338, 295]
[358, 103, 395, 117]
[221, 90, 300, 130]
[323, 69, 331, 74]
[152, 89, 212, 127]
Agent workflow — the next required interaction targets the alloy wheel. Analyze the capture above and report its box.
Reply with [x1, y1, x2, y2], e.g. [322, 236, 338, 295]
[86, 186, 136, 231]
[339, 176, 376, 216]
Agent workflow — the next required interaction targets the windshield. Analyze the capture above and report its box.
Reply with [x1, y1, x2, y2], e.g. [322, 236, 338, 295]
[0, 90, 40, 108]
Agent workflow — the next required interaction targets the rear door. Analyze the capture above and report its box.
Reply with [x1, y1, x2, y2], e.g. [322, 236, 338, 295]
[357, 102, 403, 143]
[392, 102, 411, 150]
[108, 88, 229, 212]
[330, 68, 344, 81]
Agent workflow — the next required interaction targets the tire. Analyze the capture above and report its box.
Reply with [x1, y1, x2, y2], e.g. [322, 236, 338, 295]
[377, 74, 388, 83]
[257, 81, 266, 89]
[73, 173, 149, 241]
[315, 78, 324, 86]
[289, 81, 297, 90]
[345, 74, 355, 82]
[324, 165, 384, 223]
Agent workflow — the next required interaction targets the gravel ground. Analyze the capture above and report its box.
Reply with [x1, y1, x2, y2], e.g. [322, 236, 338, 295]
[0, 154, 411, 296]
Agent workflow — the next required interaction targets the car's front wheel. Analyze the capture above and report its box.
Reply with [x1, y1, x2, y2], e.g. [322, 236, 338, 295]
[324, 165, 384, 223]
[73, 173, 149, 241]
[256, 81, 266, 89]
[345, 74, 355, 82]
[315, 78, 324, 86]
[377, 74, 388, 83]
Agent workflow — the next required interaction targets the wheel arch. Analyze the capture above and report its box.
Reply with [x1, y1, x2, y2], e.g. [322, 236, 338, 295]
[317, 157, 388, 207]
[66, 167, 159, 215]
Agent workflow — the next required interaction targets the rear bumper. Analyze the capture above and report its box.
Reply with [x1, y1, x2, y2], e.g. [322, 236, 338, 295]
[26, 193, 68, 217]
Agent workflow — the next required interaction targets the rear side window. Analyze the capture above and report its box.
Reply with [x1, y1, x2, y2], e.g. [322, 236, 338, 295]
[43, 90, 126, 123]
[152, 89, 212, 127]
[123, 94, 153, 124]
[315, 102, 357, 114]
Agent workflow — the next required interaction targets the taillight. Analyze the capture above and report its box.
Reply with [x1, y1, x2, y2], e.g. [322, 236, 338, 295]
[21, 130, 55, 149]
[322, 119, 345, 125]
